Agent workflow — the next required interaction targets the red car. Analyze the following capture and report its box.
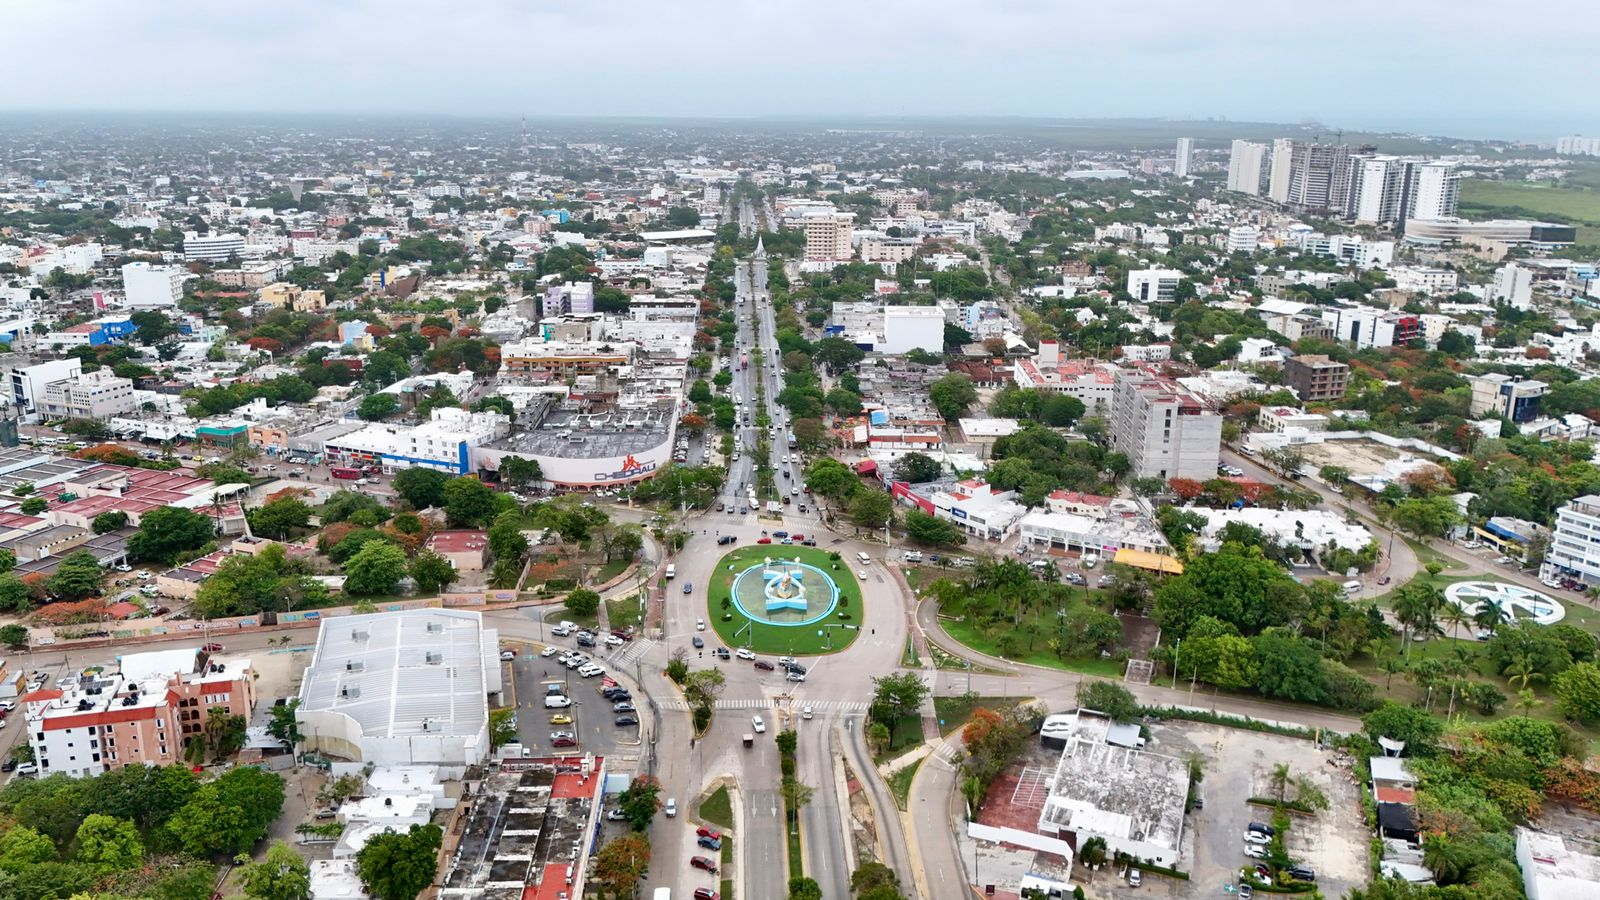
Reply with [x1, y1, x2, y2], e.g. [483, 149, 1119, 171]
[201, 643, 224, 652]
[756, 537, 772, 544]
[696, 826, 721, 841]
[693, 890, 720, 900]
[789, 534, 805, 542]
[690, 856, 718, 873]
[551, 736, 578, 748]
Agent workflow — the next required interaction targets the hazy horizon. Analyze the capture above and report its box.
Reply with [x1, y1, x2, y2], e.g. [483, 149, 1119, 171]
[6, 0, 1599, 143]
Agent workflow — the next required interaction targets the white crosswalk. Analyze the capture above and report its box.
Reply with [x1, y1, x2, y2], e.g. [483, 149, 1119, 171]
[607, 638, 655, 666]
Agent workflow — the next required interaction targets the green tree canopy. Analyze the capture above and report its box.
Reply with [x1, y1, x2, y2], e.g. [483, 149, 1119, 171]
[344, 541, 409, 595]
[127, 506, 216, 564]
[355, 823, 442, 900]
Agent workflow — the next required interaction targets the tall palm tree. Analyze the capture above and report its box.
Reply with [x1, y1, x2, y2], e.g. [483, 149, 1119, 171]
[1439, 601, 1469, 641]
[1269, 763, 1292, 804]
[1473, 600, 1510, 637]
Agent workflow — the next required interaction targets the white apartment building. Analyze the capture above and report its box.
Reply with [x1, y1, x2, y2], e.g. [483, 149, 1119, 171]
[40, 370, 137, 420]
[121, 262, 185, 308]
[325, 408, 511, 476]
[1267, 138, 1294, 203]
[803, 214, 854, 262]
[1174, 138, 1193, 178]
[1226, 140, 1266, 195]
[882, 306, 945, 355]
[1347, 156, 1407, 225]
[1556, 136, 1600, 157]
[182, 231, 246, 263]
[1409, 162, 1460, 221]
[859, 236, 921, 264]
[1298, 234, 1394, 270]
[1109, 367, 1223, 482]
[1225, 225, 1259, 254]
[1544, 495, 1600, 586]
[1392, 266, 1460, 294]
[7, 357, 82, 415]
[1127, 268, 1182, 302]
[1490, 263, 1536, 309]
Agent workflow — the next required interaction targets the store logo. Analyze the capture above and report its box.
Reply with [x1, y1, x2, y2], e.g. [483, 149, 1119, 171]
[594, 454, 655, 482]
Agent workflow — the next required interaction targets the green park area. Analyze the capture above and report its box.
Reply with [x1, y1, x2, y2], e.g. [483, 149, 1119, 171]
[1460, 178, 1600, 245]
[705, 544, 862, 655]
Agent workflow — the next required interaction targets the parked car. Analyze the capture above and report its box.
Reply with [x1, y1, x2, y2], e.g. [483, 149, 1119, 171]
[786, 671, 806, 683]
[549, 713, 572, 725]
[550, 735, 577, 748]
[692, 889, 720, 900]
[15, 763, 37, 776]
[1243, 830, 1271, 845]
[1247, 822, 1276, 836]
[1287, 867, 1317, 882]
[1128, 870, 1141, 887]
[696, 826, 722, 840]
[1238, 884, 1254, 900]
[201, 643, 224, 652]
[689, 856, 717, 873]
[613, 701, 635, 713]
[1244, 845, 1267, 859]
[500, 650, 516, 661]
[698, 835, 722, 850]
[603, 634, 625, 647]
[615, 715, 639, 726]
[606, 808, 627, 821]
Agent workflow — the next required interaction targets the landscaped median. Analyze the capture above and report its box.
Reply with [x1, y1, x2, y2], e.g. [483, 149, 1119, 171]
[706, 545, 863, 655]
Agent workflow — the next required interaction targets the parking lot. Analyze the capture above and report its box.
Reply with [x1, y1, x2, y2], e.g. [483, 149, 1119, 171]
[1155, 721, 1367, 900]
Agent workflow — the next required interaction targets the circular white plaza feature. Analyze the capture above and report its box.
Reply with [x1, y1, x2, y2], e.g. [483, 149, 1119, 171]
[1444, 581, 1565, 626]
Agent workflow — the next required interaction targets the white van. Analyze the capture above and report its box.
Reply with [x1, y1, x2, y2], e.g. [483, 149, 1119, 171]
[857, 552, 871, 565]
[665, 564, 676, 579]
[543, 695, 572, 709]
[1343, 580, 1363, 596]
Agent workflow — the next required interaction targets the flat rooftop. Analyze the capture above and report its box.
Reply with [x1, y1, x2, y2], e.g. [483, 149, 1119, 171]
[484, 403, 673, 460]
[439, 757, 604, 900]
[1038, 736, 1189, 853]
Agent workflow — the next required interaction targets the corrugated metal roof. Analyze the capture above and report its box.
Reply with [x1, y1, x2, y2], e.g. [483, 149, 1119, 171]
[299, 609, 491, 740]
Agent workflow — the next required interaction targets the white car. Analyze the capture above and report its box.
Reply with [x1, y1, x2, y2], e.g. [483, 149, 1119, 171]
[500, 650, 515, 661]
[551, 624, 573, 637]
[540, 646, 560, 657]
[1243, 830, 1271, 845]
[603, 634, 624, 647]
[735, 648, 756, 660]
[696, 618, 706, 631]
[1244, 845, 1267, 859]
[578, 664, 606, 678]
[752, 715, 766, 734]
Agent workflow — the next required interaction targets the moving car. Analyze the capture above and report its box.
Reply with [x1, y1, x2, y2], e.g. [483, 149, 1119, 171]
[717, 535, 736, 545]
[752, 715, 766, 733]
[714, 647, 730, 660]
[696, 618, 706, 631]
[692, 636, 704, 649]
[665, 798, 678, 817]
[786, 671, 806, 683]
[604, 634, 625, 647]
[682, 581, 694, 595]
[754, 660, 775, 671]
[500, 650, 516, 661]
[736, 648, 756, 660]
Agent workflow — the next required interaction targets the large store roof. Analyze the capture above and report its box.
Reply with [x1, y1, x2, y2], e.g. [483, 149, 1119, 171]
[299, 609, 492, 741]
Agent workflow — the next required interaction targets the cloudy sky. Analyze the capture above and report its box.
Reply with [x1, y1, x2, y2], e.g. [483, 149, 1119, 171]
[7, 0, 1595, 140]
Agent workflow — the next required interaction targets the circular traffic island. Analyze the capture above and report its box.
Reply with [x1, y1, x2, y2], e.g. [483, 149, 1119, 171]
[707, 545, 863, 655]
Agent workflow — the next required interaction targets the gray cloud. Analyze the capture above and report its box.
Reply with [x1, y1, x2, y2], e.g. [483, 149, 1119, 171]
[5, 0, 1596, 138]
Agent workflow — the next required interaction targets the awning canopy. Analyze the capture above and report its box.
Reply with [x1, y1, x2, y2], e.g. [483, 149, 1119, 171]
[1113, 548, 1185, 575]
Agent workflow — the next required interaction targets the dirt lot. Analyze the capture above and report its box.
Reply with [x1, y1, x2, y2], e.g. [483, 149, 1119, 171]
[1152, 721, 1367, 900]
[1297, 439, 1417, 480]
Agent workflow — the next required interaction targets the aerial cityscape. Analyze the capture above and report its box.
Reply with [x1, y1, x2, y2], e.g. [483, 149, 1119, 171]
[5, 5, 1600, 900]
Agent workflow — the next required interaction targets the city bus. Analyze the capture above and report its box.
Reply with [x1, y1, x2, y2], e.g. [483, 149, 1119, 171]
[331, 466, 362, 480]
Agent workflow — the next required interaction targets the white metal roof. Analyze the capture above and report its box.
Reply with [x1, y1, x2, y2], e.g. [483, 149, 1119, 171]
[299, 609, 491, 741]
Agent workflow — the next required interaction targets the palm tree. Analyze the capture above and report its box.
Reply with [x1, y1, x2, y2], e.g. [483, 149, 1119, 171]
[1473, 600, 1510, 637]
[1380, 657, 1406, 690]
[1394, 582, 1442, 657]
[1439, 601, 1469, 641]
[1505, 653, 1544, 691]
[1268, 763, 1292, 804]
[1516, 688, 1543, 716]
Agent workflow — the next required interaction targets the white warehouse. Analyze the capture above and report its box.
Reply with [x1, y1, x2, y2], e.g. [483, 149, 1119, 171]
[296, 609, 502, 769]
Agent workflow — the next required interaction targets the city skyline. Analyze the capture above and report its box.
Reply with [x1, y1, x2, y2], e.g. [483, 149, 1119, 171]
[6, 0, 1599, 141]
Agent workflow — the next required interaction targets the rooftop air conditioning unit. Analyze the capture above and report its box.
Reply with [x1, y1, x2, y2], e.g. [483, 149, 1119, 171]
[425, 652, 442, 665]
[341, 686, 361, 699]
[352, 629, 369, 641]
[346, 661, 364, 672]
[425, 622, 443, 634]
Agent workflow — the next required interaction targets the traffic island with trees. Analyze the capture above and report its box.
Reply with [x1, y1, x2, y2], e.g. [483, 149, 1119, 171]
[705, 545, 863, 655]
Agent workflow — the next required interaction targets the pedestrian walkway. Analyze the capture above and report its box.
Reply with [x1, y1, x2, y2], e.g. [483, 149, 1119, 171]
[607, 638, 655, 666]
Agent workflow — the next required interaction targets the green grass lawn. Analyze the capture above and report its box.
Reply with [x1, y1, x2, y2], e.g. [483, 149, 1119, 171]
[1403, 537, 1467, 571]
[889, 759, 922, 811]
[541, 605, 597, 630]
[605, 596, 643, 631]
[704, 546, 862, 655]
[940, 607, 1124, 678]
[933, 696, 1026, 737]
[699, 786, 733, 829]
[595, 558, 630, 583]
[1460, 179, 1600, 245]
[876, 714, 923, 760]
[785, 809, 803, 878]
